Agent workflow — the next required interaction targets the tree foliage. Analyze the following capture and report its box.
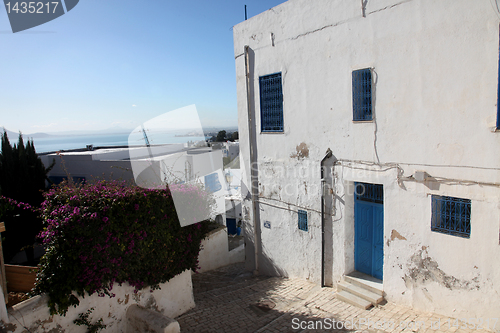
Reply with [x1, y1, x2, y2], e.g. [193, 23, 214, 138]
[215, 130, 227, 142]
[0, 130, 52, 264]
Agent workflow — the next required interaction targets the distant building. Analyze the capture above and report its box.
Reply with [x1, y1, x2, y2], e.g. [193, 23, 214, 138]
[234, 0, 500, 321]
[40, 144, 223, 190]
[221, 142, 239, 159]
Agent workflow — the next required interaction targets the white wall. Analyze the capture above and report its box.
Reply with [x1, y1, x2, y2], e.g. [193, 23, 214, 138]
[41, 153, 136, 183]
[4, 270, 193, 333]
[41, 148, 223, 187]
[234, 0, 500, 321]
[197, 226, 244, 273]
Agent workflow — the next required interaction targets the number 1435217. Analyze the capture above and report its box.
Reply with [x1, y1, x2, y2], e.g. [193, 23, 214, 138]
[5, 2, 59, 14]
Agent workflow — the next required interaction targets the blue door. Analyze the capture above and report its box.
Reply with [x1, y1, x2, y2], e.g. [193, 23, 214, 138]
[226, 218, 237, 235]
[354, 183, 384, 280]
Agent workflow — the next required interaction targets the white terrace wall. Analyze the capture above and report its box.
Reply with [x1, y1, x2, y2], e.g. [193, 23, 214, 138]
[197, 226, 245, 273]
[3, 270, 193, 333]
[234, 0, 500, 321]
[41, 148, 223, 186]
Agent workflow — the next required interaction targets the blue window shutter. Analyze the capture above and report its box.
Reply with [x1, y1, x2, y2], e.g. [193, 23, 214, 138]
[298, 210, 308, 232]
[259, 73, 284, 132]
[352, 68, 372, 121]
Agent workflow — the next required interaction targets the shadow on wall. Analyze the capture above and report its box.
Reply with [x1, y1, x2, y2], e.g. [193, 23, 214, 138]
[241, 44, 287, 279]
[242, 205, 288, 278]
[240, 45, 287, 279]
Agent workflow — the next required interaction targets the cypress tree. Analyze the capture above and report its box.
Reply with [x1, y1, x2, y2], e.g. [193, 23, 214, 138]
[0, 130, 50, 264]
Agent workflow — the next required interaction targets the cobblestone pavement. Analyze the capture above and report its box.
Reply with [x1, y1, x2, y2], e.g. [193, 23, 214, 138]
[176, 263, 493, 333]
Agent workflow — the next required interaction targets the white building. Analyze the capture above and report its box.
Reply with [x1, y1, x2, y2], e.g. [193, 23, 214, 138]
[41, 145, 235, 225]
[234, 0, 500, 321]
[222, 141, 239, 160]
[40, 145, 223, 190]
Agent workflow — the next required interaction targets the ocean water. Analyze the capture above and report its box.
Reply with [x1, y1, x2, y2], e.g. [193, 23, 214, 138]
[33, 132, 207, 153]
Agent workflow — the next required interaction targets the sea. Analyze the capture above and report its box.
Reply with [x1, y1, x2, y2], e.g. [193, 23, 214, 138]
[32, 132, 208, 153]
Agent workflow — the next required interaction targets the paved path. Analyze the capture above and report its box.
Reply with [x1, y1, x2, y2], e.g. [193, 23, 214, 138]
[176, 263, 493, 333]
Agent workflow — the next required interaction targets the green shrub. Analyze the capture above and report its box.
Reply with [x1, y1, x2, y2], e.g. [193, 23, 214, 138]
[33, 180, 213, 315]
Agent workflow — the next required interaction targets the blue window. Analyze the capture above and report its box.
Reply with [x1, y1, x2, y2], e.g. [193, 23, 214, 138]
[259, 73, 284, 132]
[298, 210, 308, 232]
[204, 173, 221, 193]
[352, 68, 372, 121]
[431, 195, 471, 238]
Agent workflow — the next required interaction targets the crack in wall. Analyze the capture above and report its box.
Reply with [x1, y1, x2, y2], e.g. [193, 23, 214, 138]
[366, 0, 413, 16]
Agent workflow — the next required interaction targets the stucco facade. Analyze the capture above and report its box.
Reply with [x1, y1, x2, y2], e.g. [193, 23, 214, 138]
[234, 0, 500, 321]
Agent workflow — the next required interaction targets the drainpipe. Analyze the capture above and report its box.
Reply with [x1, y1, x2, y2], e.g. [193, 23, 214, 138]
[321, 148, 333, 287]
[245, 45, 259, 275]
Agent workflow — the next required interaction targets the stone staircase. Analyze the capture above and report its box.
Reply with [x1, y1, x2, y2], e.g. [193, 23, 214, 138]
[336, 271, 384, 310]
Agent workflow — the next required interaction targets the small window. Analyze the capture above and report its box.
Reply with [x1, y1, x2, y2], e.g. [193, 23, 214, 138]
[204, 173, 222, 193]
[352, 68, 372, 121]
[431, 195, 471, 238]
[259, 73, 284, 132]
[298, 210, 308, 232]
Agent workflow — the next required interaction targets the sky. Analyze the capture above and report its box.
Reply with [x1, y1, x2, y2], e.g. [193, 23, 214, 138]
[0, 0, 287, 135]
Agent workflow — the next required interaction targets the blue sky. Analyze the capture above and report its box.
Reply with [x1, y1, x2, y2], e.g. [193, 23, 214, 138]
[0, 0, 286, 134]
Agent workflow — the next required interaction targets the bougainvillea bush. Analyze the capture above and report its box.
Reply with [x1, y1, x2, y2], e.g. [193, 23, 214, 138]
[33, 180, 214, 316]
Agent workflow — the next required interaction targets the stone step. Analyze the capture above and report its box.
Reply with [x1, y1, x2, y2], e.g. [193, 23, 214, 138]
[344, 273, 383, 296]
[336, 290, 373, 310]
[337, 280, 384, 305]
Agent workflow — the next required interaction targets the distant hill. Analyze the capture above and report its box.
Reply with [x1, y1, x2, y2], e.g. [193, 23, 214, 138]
[0, 125, 238, 140]
[1, 128, 22, 139]
[1, 127, 52, 139]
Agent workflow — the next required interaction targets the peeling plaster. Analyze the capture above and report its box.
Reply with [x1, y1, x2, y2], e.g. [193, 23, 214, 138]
[145, 294, 160, 313]
[290, 143, 309, 160]
[403, 247, 480, 291]
[0, 321, 16, 332]
[387, 229, 407, 246]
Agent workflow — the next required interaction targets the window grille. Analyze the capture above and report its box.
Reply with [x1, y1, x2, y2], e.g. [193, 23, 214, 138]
[298, 210, 308, 232]
[431, 195, 471, 238]
[259, 73, 284, 132]
[204, 173, 222, 193]
[352, 68, 372, 121]
[354, 182, 383, 204]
